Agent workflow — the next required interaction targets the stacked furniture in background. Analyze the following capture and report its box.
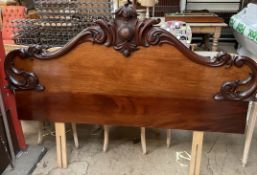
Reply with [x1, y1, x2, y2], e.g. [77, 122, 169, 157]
[12, 0, 114, 47]
[164, 13, 227, 51]
[185, 0, 244, 40]
[1, 6, 26, 44]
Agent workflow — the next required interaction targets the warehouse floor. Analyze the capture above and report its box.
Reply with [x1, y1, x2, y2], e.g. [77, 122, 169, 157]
[24, 123, 257, 175]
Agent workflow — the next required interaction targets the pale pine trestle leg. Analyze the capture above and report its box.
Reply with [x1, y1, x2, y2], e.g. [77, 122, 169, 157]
[141, 127, 147, 154]
[103, 125, 109, 152]
[189, 131, 204, 175]
[37, 121, 44, 144]
[71, 123, 79, 149]
[167, 129, 172, 148]
[55, 122, 68, 168]
[242, 101, 257, 167]
[39, 122, 79, 149]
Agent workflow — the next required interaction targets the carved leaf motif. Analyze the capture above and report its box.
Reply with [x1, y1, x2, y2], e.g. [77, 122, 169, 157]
[4, 2, 257, 102]
[4, 47, 45, 91]
[213, 55, 257, 101]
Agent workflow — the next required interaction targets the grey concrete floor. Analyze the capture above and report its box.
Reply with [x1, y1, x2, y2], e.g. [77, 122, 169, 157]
[23, 123, 257, 175]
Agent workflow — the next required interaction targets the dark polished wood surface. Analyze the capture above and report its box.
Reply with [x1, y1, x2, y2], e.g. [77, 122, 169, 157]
[165, 14, 224, 23]
[5, 1, 257, 134]
[15, 44, 249, 133]
[5, 2, 257, 101]
[17, 92, 248, 133]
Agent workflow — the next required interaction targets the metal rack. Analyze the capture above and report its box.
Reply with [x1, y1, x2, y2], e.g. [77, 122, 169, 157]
[12, 0, 114, 47]
[153, 0, 180, 16]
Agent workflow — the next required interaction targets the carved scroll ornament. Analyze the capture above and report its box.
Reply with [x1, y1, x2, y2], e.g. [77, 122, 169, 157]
[4, 0, 257, 101]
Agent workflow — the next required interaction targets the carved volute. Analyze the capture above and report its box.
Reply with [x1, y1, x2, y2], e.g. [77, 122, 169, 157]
[4, 0, 257, 102]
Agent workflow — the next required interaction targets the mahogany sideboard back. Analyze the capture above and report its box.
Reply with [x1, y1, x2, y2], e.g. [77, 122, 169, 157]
[4, 2, 257, 134]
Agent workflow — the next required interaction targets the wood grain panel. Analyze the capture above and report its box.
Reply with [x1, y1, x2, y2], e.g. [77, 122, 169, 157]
[16, 92, 247, 133]
[15, 44, 249, 100]
[15, 43, 249, 133]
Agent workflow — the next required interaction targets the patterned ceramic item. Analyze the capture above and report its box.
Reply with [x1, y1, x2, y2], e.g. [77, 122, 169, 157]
[160, 20, 192, 47]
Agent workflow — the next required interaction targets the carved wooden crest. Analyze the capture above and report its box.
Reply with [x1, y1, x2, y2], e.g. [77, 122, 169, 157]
[4, 0, 257, 101]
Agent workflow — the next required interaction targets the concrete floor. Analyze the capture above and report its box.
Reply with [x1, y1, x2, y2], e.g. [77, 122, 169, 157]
[23, 123, 257, 175]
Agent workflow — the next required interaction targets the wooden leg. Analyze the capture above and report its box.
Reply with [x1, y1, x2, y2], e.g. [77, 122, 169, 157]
[212, 27, 221, 51]
[246, 101, 253, 125]
[141, 127, 147, 154]
[190, 44, 197, 51]
[166, 129, 171, 148]
[55, 122, 68, 168]
[103, 125, 109, 152]
[242, 102, 257, 167]
[37, 121, 44, 145]
[203, 34, 210, 51]
[71, 123, 79, 149]
[189, 131, 204, 175]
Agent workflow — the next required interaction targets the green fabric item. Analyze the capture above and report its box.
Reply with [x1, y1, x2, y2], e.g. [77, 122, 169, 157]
[230, 15, 257, 44]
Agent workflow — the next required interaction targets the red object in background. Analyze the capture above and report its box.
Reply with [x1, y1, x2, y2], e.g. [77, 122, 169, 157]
[0, 32, 27, 150]
[2, 6, 26, 44]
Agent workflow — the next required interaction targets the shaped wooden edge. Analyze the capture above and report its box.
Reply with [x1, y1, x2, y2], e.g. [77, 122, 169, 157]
[4, 1, 257, 102]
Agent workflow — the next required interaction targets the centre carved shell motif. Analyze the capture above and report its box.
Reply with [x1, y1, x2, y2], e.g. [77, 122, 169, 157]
[3, 0, 257, 102]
